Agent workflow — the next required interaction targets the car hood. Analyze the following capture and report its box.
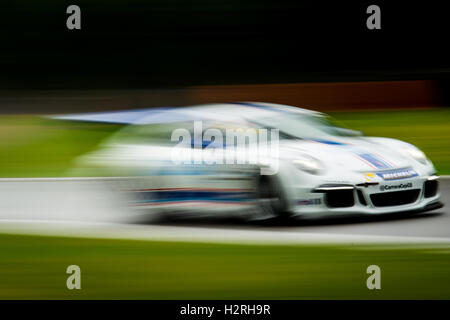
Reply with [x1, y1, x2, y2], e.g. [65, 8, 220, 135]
[281, 136, 415, 172]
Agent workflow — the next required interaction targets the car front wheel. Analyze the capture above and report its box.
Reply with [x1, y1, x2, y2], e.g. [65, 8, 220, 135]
[254, 176, 290, 221]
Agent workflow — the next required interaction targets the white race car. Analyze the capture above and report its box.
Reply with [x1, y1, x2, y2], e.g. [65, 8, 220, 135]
[66, 102, 443, 220]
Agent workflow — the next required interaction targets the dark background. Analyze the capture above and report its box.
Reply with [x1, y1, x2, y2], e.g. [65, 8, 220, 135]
[1, 0, 450, 89]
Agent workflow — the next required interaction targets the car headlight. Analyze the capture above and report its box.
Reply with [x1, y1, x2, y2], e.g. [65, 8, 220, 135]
[292, 154, 324, 175]
[401, 145, 427, 165]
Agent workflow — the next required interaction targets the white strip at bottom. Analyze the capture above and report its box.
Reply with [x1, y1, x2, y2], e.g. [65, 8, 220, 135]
[0, 220, 449, 246]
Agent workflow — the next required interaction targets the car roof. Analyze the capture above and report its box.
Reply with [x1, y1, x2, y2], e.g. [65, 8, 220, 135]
[192, 102, 323, 119]
[49, 102, 324, 125]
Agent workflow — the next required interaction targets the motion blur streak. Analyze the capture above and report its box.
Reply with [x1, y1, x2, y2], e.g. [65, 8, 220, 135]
[0, 178, 135, 223]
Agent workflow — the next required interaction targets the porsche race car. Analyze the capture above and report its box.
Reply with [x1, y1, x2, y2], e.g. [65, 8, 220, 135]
[64, 102, 443, 220]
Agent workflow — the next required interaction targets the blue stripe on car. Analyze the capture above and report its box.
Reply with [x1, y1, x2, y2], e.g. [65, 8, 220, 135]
[310, 139, 393, 169]
[309, 139, 347, 145]
[134, 190, 253, 204]
[357, 153, 392, 169]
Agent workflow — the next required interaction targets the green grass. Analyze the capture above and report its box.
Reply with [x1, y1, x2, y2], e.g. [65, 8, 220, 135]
[0, 108, 449, 177]
[0, 116, 122, 177]
[0, 233, 449, 299]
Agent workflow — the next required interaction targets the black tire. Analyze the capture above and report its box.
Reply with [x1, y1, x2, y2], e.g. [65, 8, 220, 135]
[256, 176, 290, 220]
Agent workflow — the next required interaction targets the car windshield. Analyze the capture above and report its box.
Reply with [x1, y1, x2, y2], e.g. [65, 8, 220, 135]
[251, 113, 357, 139]
[108, 112, 359, 145]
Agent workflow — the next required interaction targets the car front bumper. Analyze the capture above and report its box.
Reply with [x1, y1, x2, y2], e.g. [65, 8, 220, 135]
[289, 175, 443, 218]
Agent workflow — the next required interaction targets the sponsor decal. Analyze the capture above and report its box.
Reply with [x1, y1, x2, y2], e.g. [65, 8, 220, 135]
[380, 182, 412, 191]
[364, 172, 375, 182]
[376, 168, 418, 180]
[298, 198, 322, 205]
